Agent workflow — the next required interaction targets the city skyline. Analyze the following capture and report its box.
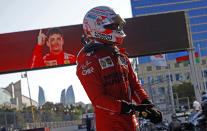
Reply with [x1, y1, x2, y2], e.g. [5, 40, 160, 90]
[1, 80, 81, 106]
[38, 86, 46, 106]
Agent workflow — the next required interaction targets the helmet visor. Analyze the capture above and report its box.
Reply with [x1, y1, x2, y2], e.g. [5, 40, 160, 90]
[112, 14, 126, 25]
[104, 15, 126, 31]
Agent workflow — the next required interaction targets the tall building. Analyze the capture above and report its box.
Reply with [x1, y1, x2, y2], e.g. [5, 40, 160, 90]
[22, 95, 38, 107]
[60, 89, 66, 106]
[0, 80, 38, 109]
[38, 86, 46, 106]
[130, 0, 207, 91]
[5, 80, 22, 109]
[65, 85, 75, 105]
[135, 55, 207, 111]
[129, 1, 207, 116]
[0, 88, 11, 105]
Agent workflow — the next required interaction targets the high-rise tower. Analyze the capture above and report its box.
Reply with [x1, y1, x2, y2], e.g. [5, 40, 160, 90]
[38, 86, 46, 106]
[60, 89, 66, 106]
[65, 85, 75, 105]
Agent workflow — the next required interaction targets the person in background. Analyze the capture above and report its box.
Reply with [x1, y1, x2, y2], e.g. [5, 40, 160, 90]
[0, 125, 6, 131]
[201, 91, 207, 101]
[76, 6, 162, 131]
[193, 97, 201, 112]
[201, 91, 207, 116]
[30, 28, 76, 68]
[86, 115, 91, 131]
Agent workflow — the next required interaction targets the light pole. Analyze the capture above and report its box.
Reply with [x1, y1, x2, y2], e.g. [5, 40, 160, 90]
[185, 12, 201, 102]
[174, 93, 179, 110]
[198, 44, 207, 92]
[166, 54, 175, 113]
[21, 71, 35, 123]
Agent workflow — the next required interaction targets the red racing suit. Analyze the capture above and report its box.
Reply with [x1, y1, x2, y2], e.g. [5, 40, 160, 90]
[76, 44, 149, 131]
[30, 45, 76, 68]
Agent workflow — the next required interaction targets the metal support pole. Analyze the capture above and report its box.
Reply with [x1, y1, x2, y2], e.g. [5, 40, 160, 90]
[22, 71, 35, 122]
[4, 112, 7, 129]
[148, 83, 154, 104]
[174, 93, 179, 109]
[198, 44, 207, 91]
[188, 48, 202, 101]
[166, 55, 175, 113]
[13, 112, 16, 129]
[185, 12, 201, 102]
[187, 97, 190, 110]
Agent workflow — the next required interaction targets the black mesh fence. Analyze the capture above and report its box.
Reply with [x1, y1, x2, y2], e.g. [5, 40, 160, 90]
[0, 112, 81, 130]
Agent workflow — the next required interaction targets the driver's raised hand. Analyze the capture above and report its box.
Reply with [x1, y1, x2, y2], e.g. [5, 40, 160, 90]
[37, 29, 47, 46]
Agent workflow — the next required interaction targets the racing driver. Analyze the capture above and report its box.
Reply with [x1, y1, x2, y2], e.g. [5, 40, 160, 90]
[76, 6, 162, 131]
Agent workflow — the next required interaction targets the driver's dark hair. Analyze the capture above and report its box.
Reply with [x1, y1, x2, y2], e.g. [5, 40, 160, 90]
[47, 28, 63, 38]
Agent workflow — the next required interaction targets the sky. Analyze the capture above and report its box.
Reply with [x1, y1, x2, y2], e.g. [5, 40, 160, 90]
[0, 0, 133, 104]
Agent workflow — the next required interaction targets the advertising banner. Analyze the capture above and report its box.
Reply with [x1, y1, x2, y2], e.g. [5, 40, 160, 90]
[0, 11, 189, 74]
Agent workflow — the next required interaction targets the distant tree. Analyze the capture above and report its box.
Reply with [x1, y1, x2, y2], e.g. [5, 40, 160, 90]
[42, 102, 55, 113]
[87, 106, 94, 113]
[173, 82, 195, 108]
[72, 107, 83, 120]
[54, 103, 65, 114]
[73, 107, 83, 115]
[0, 104, 17, 112]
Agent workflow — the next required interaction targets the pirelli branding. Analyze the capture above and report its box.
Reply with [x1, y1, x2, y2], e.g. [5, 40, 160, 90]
[99, 56, 114, 70]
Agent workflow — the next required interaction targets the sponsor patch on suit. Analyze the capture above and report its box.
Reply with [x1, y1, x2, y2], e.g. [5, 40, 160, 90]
[99, 56, 114, 70]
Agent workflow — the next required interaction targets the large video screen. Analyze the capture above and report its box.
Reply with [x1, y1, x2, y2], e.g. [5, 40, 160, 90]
[0, 11, 189, 74]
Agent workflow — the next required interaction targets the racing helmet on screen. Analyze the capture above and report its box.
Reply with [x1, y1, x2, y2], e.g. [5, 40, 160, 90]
[82, 6, 126, 45]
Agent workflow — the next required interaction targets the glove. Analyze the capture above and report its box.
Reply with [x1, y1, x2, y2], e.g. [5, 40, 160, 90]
[140, 99, 163, 124]
[141, 107, 163, 124]
[120, 100, 135, 114]
[141, 99, 154, 105]
[120, 100, 153, 115]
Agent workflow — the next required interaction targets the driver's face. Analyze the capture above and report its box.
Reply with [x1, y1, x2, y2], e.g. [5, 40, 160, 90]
[47, 34, 64, 55]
